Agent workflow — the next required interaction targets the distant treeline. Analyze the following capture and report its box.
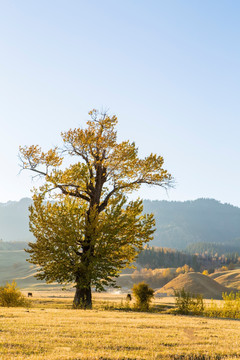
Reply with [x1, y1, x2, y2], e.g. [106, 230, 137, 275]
[143, 198, 240, 249]
[0, 241, 28, 251]
[186, 240, 240, 257]
[137, 246, 240, 271]
[1, 240, 239, 272]
[137, 246, 201, 271]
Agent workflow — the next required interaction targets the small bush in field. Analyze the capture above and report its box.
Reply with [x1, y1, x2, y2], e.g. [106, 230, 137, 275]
[205, 299, 221, 318]
[0, 281, 30, 307]
[220, 266, 228, 271]
[174, 288, 204, 315]
[205, 292, 240, 319]
[132, 282, 154, 311]
[221, 291, 240, 318]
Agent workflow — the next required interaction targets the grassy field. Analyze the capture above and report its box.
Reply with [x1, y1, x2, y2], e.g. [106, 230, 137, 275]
[210, 269, 240, 290]
[0, 292, 240, 360]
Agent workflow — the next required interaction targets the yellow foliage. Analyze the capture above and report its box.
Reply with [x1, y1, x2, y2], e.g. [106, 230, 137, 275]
[221, 266, 228, 271]
[176, 264, 194, 274]
[0, 281, 30, 307]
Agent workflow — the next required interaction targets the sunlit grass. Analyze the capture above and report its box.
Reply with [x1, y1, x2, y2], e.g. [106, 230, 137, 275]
[0, 292, 240, 359]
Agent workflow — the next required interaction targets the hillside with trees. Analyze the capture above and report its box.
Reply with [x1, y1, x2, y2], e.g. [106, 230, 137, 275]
[1, 198, 240, 253]
[143, 198, 240, 249]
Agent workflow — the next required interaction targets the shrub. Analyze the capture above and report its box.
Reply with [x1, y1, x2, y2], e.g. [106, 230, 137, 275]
[191, 294, 204, 315]
[0, 281, 30, 307]
[221, 291, 240, 318]
[220, 266, 228, 271]
[176, 264, 194, 274]
[205, 299, 221, 318]
[202, 270, 209, 276]
[202, 292, 240, 319]
[132, 282, 154, 311]
[174, 288, 204, 315]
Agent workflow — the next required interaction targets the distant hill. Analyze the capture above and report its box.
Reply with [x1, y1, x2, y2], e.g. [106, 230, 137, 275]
[143, 198, 240, 249]
[0, 246, 64, 290]
[0, 248, 39, 288]
[186, 241, 240, 256]
[0, 198, 34, 242]
[1, 197, 240, 251]
[210, 269, 240, 290]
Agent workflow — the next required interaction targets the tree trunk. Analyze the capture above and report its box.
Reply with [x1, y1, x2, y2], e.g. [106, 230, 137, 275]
[73, 285, 92, 309]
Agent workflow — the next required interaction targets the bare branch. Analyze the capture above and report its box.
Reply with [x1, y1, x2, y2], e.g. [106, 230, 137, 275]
[21, 167, 47, 177]
[99, 177, 174, 213]
[57, 185, 90, 202]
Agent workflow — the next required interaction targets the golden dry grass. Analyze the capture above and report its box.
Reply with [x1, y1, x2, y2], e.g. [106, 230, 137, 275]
[210, 269, 240, 290]
[155, 272, 236, 299]
[0, 292, 240, 359]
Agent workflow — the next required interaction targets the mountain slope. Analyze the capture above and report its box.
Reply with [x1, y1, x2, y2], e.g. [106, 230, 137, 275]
[143, 198, 240, 249]
[1, 198, 240, 250]
[0, 198, 33, 242]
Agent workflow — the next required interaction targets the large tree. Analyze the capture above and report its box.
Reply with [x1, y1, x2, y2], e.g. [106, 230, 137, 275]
[19, 110, 172, 308]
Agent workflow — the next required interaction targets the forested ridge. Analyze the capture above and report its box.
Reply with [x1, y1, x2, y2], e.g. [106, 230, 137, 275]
[1, 198, 240, 252]
[143, 198, 240, 249]
[137, 246, 239, 271]
[186, 240, 240, 256]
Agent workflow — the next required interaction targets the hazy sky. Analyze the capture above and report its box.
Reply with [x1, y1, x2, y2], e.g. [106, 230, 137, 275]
[1, 1, 240, 206]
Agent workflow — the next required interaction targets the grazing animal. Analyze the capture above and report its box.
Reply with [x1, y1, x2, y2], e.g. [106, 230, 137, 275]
[126, 293, 132, 301]
[28, 292, 33, 297]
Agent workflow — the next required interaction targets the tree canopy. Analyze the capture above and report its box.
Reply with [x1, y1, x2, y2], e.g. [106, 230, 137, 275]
[19, 110, 172, 308]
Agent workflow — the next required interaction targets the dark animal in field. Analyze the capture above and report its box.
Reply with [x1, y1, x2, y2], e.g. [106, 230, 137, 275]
[126, 293, 132, 301]
[28, 292, 33, 297]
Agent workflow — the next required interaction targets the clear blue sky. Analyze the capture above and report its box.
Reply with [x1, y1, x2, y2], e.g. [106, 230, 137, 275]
[1, 0, 240, 206]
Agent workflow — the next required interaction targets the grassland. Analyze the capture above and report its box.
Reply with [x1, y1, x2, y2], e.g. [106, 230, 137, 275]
[155, 272, 236, 299]
[210, 269, 240, 290]
[1, 292, 240, 360]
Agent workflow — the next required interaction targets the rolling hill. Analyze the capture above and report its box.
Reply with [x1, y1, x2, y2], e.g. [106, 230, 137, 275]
[210, 269, 240, 290]
[155, 272, 236, 299]
[0, 248, 64, 290]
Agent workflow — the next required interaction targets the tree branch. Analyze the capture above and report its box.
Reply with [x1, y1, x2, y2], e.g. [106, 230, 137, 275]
[57, 185, 90, 202]
[99, 177, 174, 213]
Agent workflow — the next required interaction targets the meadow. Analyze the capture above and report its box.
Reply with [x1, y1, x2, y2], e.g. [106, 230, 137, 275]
[0, 292, 240, 360]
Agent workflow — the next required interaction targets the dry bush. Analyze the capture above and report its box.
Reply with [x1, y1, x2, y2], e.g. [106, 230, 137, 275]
[132, 282, 154, 311]
[174, 288, 204, 315]
[206, 291, 240, 319]
[220, 266, 228, 271]
[0, 281, 30, 307]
